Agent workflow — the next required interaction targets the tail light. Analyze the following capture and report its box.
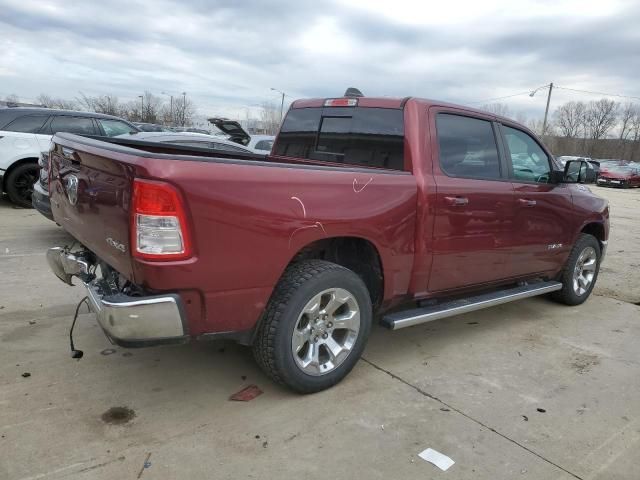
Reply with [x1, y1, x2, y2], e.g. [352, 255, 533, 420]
[131, 179, 193, 260]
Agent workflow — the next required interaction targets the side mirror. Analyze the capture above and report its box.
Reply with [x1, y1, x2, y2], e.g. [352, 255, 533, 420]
[563, 160, 596, 184]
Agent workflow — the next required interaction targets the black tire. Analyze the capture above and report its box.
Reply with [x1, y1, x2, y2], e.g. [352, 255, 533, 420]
[253, 260, 372, 393]
[552, 233, 601, 306]
[6, 162, 38, 208]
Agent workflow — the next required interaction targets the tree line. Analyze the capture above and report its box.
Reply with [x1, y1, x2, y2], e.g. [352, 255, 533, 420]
[11, 91, 197, 127]
[483, 99, 640, 161]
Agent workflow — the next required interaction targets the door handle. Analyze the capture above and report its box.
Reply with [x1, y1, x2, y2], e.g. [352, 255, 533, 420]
[518, 198, 537, 207]
[444, 196, 469, 206]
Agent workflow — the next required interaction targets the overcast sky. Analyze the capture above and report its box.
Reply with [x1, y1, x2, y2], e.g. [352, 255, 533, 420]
[1, 0, 639, 120]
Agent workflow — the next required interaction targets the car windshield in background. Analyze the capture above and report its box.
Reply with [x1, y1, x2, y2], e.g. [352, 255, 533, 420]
[608, 166, 636, 174]
[99, 119, 134, 136]
[274, 107, 404, 170]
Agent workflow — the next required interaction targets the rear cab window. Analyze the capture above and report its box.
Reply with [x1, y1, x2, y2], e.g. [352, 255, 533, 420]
[274, 106, 405, 170]
[436, 113, 502, 180]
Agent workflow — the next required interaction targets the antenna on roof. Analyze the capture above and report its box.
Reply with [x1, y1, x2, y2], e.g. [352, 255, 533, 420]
[344, 87, 364, 98]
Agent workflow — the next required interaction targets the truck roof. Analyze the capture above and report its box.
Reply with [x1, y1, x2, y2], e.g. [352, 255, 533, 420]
[290, 96, 501, 119]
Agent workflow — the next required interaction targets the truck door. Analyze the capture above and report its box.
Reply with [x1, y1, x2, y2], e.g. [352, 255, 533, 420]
[498, 123, 574, 277]
[428, 110, 516, 293]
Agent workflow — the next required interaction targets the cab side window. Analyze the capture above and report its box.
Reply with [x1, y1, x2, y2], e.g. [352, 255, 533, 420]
[436, 114, 501, 180]
[502, 126, 551, 183]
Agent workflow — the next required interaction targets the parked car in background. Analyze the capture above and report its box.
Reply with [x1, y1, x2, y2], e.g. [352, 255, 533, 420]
[247, 134, 275, 153]
[597, 164, 640, 188]
[0, 107, 139, 207]
[116, 131, 255, 154]
[208, 117, 275, 153]
[46, 92, 608, 393]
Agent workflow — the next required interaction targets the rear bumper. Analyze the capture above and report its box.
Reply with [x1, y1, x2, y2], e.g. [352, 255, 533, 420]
[32, 183, 54, 221]
[85, 282, 189, 348]
[47, 246, 189, 347]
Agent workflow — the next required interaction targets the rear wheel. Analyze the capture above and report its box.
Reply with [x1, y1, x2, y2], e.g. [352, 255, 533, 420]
[6, 162, 38, 208]
[253, 260, 372, 393]
[552, 234, 601, 306]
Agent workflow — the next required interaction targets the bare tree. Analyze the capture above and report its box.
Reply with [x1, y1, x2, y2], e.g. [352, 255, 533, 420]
[260, 102, 281, 135]
[76, 93, 122, 116]
[173, 95, 196, 127]
[4, 94, 19, 103]
[36, 94, 78, 110]
[515, 112, 528, 125]
[618, 102, 636, 141]
[554, 101, 586, 138]
[627, 108, 640, 161]
[526, 118, 545, 136]
[585, 99, 619, 141]
[481, 102, 511, 117]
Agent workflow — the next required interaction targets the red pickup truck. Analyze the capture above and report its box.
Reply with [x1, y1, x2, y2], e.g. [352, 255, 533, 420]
[46, 93, 609, 392]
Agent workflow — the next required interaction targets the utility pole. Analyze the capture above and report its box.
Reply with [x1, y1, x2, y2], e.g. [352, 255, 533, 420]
[542, 82, 554, 137]
[138, 95, 144, 122]
[270, 87, 286, 123]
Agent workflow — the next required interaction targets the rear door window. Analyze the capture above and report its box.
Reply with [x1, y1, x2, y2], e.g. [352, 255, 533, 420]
[436, 114, 502, 180]
[4, 115, 49, 133]
[274, 107, 405, 170]
[49, 116, 98, 135]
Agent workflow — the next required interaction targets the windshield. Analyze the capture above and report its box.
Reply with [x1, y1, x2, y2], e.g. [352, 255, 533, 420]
[610, 166, 636, 173]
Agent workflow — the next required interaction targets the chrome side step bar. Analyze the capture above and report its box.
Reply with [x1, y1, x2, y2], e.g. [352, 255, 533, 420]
[382, 281, 563, 330]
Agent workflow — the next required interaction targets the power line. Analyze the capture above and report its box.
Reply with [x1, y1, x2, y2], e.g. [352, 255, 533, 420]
[468, 90, 532, 104]
[471, 84, 640, 105]
[554, 86, 640, 101]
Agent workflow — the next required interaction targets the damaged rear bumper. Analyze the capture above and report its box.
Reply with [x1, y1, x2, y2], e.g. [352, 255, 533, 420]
[46, 247, 189, 347]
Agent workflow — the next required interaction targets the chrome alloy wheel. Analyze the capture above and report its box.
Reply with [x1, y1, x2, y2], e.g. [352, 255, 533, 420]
[291, 288, 361, 376]
[573, 246, 597, 296]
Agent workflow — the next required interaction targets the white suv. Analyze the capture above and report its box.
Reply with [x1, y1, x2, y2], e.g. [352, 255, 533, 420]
[0, 108, 138, 208]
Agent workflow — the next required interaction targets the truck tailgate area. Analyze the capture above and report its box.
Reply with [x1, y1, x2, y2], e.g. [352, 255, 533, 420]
[49, 136, 135, 279]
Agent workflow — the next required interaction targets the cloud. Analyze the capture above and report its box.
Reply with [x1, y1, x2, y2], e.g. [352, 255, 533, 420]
[0, 0, 638, 121]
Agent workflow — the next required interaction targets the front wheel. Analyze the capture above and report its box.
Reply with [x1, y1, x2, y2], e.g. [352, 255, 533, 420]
[253, 260, 372, 393]
[552, 233, 601, 306]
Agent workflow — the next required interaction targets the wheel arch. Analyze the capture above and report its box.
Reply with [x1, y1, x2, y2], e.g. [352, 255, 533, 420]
[580, 222, 606, 249]
[285, 236, 385, 310]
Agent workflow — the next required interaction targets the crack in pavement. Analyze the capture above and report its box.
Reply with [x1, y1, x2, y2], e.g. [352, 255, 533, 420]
[360, 356, 585, 480]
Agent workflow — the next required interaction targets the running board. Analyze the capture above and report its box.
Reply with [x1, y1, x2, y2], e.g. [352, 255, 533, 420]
[382, 281, 563, 330]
